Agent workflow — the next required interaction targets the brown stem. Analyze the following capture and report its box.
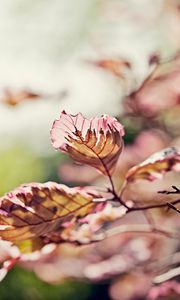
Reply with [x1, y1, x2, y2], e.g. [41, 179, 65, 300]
[127, 199, 180, 213]
[167, 202, 180, 213]
[111, 188, 180, 213]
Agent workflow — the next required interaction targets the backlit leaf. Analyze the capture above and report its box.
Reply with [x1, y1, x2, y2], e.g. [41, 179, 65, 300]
[126, 147, 180, 182]
[51, 111, 124, 175]
[0, 182, 99, 242]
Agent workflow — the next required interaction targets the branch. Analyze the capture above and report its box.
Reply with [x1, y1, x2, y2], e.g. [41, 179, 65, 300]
[108, 187, 130, 209]
[111, 190, 180, 214]
[128, 199, 180, 213]
[158, 185, 180, 195]
[167, 202, 180, 213]
[112, 182, 180, 214]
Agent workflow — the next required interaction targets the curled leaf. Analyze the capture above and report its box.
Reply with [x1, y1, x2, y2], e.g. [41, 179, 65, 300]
[89, 58, 131, 78]
[51, 111, 124, 175]
[0, 182, 100, 242]
[126, 147, 180, 182]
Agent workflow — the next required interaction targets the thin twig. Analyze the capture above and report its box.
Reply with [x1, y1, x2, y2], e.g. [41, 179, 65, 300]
[167, 202, 180, 213]
[158, 185, 180, 195]
[111, 187, 180, 213]
[127, 199, 180, 213]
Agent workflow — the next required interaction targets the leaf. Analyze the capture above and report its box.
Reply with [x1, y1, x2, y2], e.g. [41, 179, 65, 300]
[0, 182, 100, 242]
[89, 58, 131, 78]
[51, 111, 124, 175]
[1, 89, 40, 106]
[127, 53, 180, 117]
[126, 147, 180, 182]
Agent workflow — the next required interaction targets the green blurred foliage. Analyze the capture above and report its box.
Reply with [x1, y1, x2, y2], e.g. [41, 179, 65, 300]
[42, 153, 69, 183]
[0, 268, 92, 300]
[118, 117, 142, 145]
[0, 144, 46, 196]
[0, 143, 71, 196]
[0, 144, 95, 300]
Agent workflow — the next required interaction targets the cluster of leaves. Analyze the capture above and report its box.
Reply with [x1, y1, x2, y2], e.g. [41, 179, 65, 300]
[0, 113, 179, 272]
[0, 53, 180, 300]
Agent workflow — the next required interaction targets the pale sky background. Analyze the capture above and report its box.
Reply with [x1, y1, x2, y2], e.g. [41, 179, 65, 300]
[0, 0, 178, 154]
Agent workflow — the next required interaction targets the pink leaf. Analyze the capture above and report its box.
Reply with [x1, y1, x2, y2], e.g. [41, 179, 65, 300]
[0, 182, 103, 242]
[51, 111, 124, 175]
[126, 147, 180, 182]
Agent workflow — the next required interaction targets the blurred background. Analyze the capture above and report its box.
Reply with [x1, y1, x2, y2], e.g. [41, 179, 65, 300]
[0, 0, 180, 299]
